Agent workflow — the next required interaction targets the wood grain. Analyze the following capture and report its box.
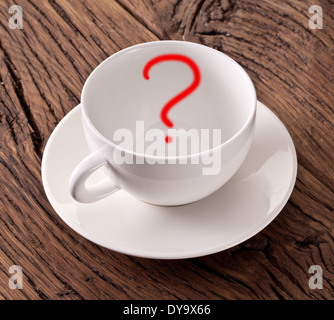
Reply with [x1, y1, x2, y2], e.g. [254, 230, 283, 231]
[0, 0, 333, 299]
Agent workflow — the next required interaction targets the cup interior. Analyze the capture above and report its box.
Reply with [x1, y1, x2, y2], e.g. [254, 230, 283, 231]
[82, 41, 256, 154]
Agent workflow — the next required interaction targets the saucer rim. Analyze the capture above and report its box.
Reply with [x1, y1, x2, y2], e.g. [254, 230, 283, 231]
[41, 101, 297, 259]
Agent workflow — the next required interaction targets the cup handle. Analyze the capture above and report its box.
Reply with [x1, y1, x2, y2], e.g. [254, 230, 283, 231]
[69, 151, 120, 203]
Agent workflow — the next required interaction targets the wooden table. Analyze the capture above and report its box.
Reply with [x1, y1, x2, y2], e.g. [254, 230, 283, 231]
[0, 0, 333, 300]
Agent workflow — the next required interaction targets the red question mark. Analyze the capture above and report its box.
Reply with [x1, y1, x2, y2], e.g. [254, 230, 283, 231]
[143, 54, 201, 143]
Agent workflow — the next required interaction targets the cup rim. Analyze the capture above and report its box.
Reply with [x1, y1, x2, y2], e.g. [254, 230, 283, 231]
[81, 40, 257, 160]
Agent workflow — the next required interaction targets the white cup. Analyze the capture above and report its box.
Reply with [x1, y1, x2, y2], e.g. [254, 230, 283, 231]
[69, 41, 257, 206]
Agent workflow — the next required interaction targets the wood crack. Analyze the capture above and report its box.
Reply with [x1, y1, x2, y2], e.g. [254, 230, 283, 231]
[0, 40, 44, 158]
[190, 258, 262, 299]
[48, 0, 89, 42]
[115, 0, 163, 40]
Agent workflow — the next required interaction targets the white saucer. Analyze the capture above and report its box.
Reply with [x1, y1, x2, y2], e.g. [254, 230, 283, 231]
[41, 101, 297, 259]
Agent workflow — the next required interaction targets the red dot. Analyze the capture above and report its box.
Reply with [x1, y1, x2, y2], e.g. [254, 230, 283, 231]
[165, 136, 172, 143]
